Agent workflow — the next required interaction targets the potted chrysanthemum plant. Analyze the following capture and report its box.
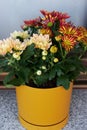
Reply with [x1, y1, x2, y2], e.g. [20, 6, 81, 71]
[0, 10, 87, 130]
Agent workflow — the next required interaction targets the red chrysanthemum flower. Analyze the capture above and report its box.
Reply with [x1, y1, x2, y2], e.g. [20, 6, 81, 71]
[40, 10, 70, 27]
[24, 17, 42, 27]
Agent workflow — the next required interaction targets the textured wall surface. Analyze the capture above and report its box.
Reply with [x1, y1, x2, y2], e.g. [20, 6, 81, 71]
[0, 0, 87, 39]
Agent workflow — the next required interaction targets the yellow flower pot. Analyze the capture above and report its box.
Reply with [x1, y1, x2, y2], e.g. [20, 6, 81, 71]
[16, 83, 73, 130]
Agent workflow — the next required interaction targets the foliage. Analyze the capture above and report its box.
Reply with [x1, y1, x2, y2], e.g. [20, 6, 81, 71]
[0, 10, 87, 89]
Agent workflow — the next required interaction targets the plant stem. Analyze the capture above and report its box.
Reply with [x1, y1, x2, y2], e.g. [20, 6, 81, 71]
[59, 42, 64, 59]
[59, 43, 67, 60]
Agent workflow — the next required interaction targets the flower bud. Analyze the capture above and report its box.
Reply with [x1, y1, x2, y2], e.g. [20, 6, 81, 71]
[36, 70, 42, 75]
[42, 66, 46, 70]
[53, 58, 59, 63]
[42, 50, 48, 56]
[42, 56, 46, 60]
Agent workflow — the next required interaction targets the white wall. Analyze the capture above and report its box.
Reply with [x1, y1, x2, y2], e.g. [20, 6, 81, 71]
[0, 0, 86, 39]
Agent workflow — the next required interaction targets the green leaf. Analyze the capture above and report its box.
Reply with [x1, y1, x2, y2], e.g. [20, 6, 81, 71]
[3, 71, 15, 86]
[56, 69, 64, 76]
[3, 71, 25, 86]
[16, 67, 31, 83]
[48, 68, 56, 80]
[64, 64, 76, 73]
[8, 77, 24, 86]
[34, 73, 48, 86]
[21, 44, 35, 63]
[0, 58, 8, 68]
[57, 76, 70, 90]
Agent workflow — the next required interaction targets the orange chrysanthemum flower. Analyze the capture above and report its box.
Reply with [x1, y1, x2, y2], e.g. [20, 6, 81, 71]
[39, 28, 53, 37]
[59, 25, 79, 37]
[80, 37, 87, 45]
[77, 27, 87, 41]
[61, 35, 77, 51]
[78, 27, 87, 36]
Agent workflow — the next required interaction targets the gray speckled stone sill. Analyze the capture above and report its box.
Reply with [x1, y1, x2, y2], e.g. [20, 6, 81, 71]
[0, 89, 87, 130]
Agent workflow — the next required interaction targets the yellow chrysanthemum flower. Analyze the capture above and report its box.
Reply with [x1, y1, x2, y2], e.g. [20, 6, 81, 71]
[55, 35, 62, 41]
[53, 58, 59, 63]
[50, 46, 58, 53]
[39, 28, 52, 37]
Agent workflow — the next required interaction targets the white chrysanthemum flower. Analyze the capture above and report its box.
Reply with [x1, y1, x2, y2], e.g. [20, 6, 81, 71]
[29, 34, 52, 50]
[24, 39, 32, 46]
[10, 31, 29, 39]
[0, 38, 14, 55]
[13, 39, 27, 51]
[36, 70, 42, 75]
[0, 37, 27, 56]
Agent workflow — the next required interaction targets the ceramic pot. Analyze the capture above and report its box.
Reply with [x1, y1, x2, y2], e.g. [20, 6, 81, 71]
[16, 83, 73, 130]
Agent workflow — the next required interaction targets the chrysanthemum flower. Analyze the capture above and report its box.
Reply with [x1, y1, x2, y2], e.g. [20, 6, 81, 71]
[24, 17, 41, 27]
[0, 37, 27, 56]
[13, 39, 27, 51]
[0, 38, 14, 55]
[77, 27, 87, 41]
[10, 31, 29, 39]
[80, 37, 87, 45]
[59, 25, 79, 37]
[50, 46, 58, 53]
[61, 35, 77, 51]
[78, 27, 87, 36]
[40, 10, 70, 27]
[39, 28, 52, 37]
[28, 34, 52, 50]
[55, 35, 62, 41]
[53, 58, 59, 63]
